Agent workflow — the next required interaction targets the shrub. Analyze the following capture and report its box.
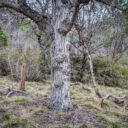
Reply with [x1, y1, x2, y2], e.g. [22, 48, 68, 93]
[1, 113, 11, 120]
[0, 27, 8, 47]
[0, 44, 50, 82]
[71, 55, 128, 88]
[71, 55, 82, 81]
[0, 52, 10, 76]
[93, 57, 128, 88]
[22, 44, 50, 81]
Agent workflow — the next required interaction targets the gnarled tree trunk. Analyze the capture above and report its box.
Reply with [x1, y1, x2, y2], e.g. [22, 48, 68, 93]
[49, 0, 73, 110]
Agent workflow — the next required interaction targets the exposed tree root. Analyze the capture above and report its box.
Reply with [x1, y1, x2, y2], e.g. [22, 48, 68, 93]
[71, 82, 92, 92]
[0, 86, 10, 91]
[71, 82, 128, 109]
[103, 94, 128, 105]
[0, 86, 22, 97]
[6, 89, 22, 97]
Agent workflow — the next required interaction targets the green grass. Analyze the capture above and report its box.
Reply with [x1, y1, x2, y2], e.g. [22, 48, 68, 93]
[13, 103, 20, 109]
[104, 110, 121, 116]
[80, 122, 88, 128]
[6, 117, 33, 128]
[0, 77, 128, 128]
[58, 112, 64, 117]
[98, 115, 121, 128]
[14, 96, 32, 103]
[27, 108, 34, 113]
[0, 107, 6, 112]
[1, 113, 11, 120]
[64, 124, 71, 128]
[121, 115, 128, 123]
[33, 108, 45, 115]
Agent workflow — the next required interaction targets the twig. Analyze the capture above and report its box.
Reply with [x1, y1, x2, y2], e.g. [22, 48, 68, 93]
[6, 89, 22, 97]
[71, 82, 92, 92]
[0, 87, 10, 92]
[6, 90, 14, 97]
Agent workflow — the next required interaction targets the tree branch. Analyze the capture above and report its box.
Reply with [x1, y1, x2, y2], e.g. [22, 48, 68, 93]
[0, 1, 54, 40]
[61, 1, 80, 35]
[96, 0, 127, 12]
[78, 0, 127, 12]
[0, 1, 21, 12]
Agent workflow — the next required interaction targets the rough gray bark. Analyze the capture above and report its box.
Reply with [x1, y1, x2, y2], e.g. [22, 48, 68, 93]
[49, 0, 73, 110]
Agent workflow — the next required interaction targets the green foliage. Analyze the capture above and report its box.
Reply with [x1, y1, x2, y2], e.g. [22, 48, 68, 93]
[71, 55, 128, 88]
[38, 30, 44, 36]
[64, 124, 71, 128]
[98, 115, 120, 128]
[1, 113, 11, 120]
[33, 109, 45, 115]
[58, 112, 64, 117]
[0, 51, 10, 76]
[6, 118, 20, 127]
[103, 29, 117, 47]
[0, 27, 8, 47]
[6, 117, 32, 128]
[15, 97, 32, 103]
[71, 55, 82, 81]
[0, 45, 50, 81]
[124, 23, 128, 34]
[121, 115, 128, 123]
[80, 123, 88, 128]
[93, 57, 128, 88]
[20, 24, 30, 31]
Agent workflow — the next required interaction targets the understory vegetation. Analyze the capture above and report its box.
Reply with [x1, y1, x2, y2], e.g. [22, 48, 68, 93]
[1, 46, 128, 88]
[71, 55, 128, 88]
[0, 77, 128, 128]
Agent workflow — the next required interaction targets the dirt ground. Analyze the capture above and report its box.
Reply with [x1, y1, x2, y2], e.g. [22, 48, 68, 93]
[0, 77, 128, 128]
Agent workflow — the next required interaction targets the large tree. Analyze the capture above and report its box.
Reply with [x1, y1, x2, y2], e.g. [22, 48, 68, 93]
[0, 0, 127, 110]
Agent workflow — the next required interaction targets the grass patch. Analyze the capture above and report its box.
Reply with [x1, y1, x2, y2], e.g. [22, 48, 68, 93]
[6, 117, 33, 128]
[98, 115, 121, 128]
[1, 113, 11, 120]
[13, 103, 20, 109]
[0, 107, 6, 112]
[14, 96, 32, 103]
[43, 94, 48, 97]
[33, 108, 45, 115]
[58, 112, 64, 117]
[104, 110, 121, 117]
[81, 103, 101, 111]
[121, 115, 128, 123]
[27, 108, 34, 113]
[80, 122, 88, 128]
[64, 124, 71, 128]
[2, 98, 9, 104]
[0, 77, 128, 128]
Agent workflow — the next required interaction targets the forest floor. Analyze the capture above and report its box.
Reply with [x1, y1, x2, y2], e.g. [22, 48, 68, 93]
[0, 77, 128, 128]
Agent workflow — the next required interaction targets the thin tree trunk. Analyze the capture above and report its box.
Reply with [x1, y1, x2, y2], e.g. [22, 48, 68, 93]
[84, 44, 102, 98]
[20, 63, 26, 91]
[80, 52, 87, 81]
